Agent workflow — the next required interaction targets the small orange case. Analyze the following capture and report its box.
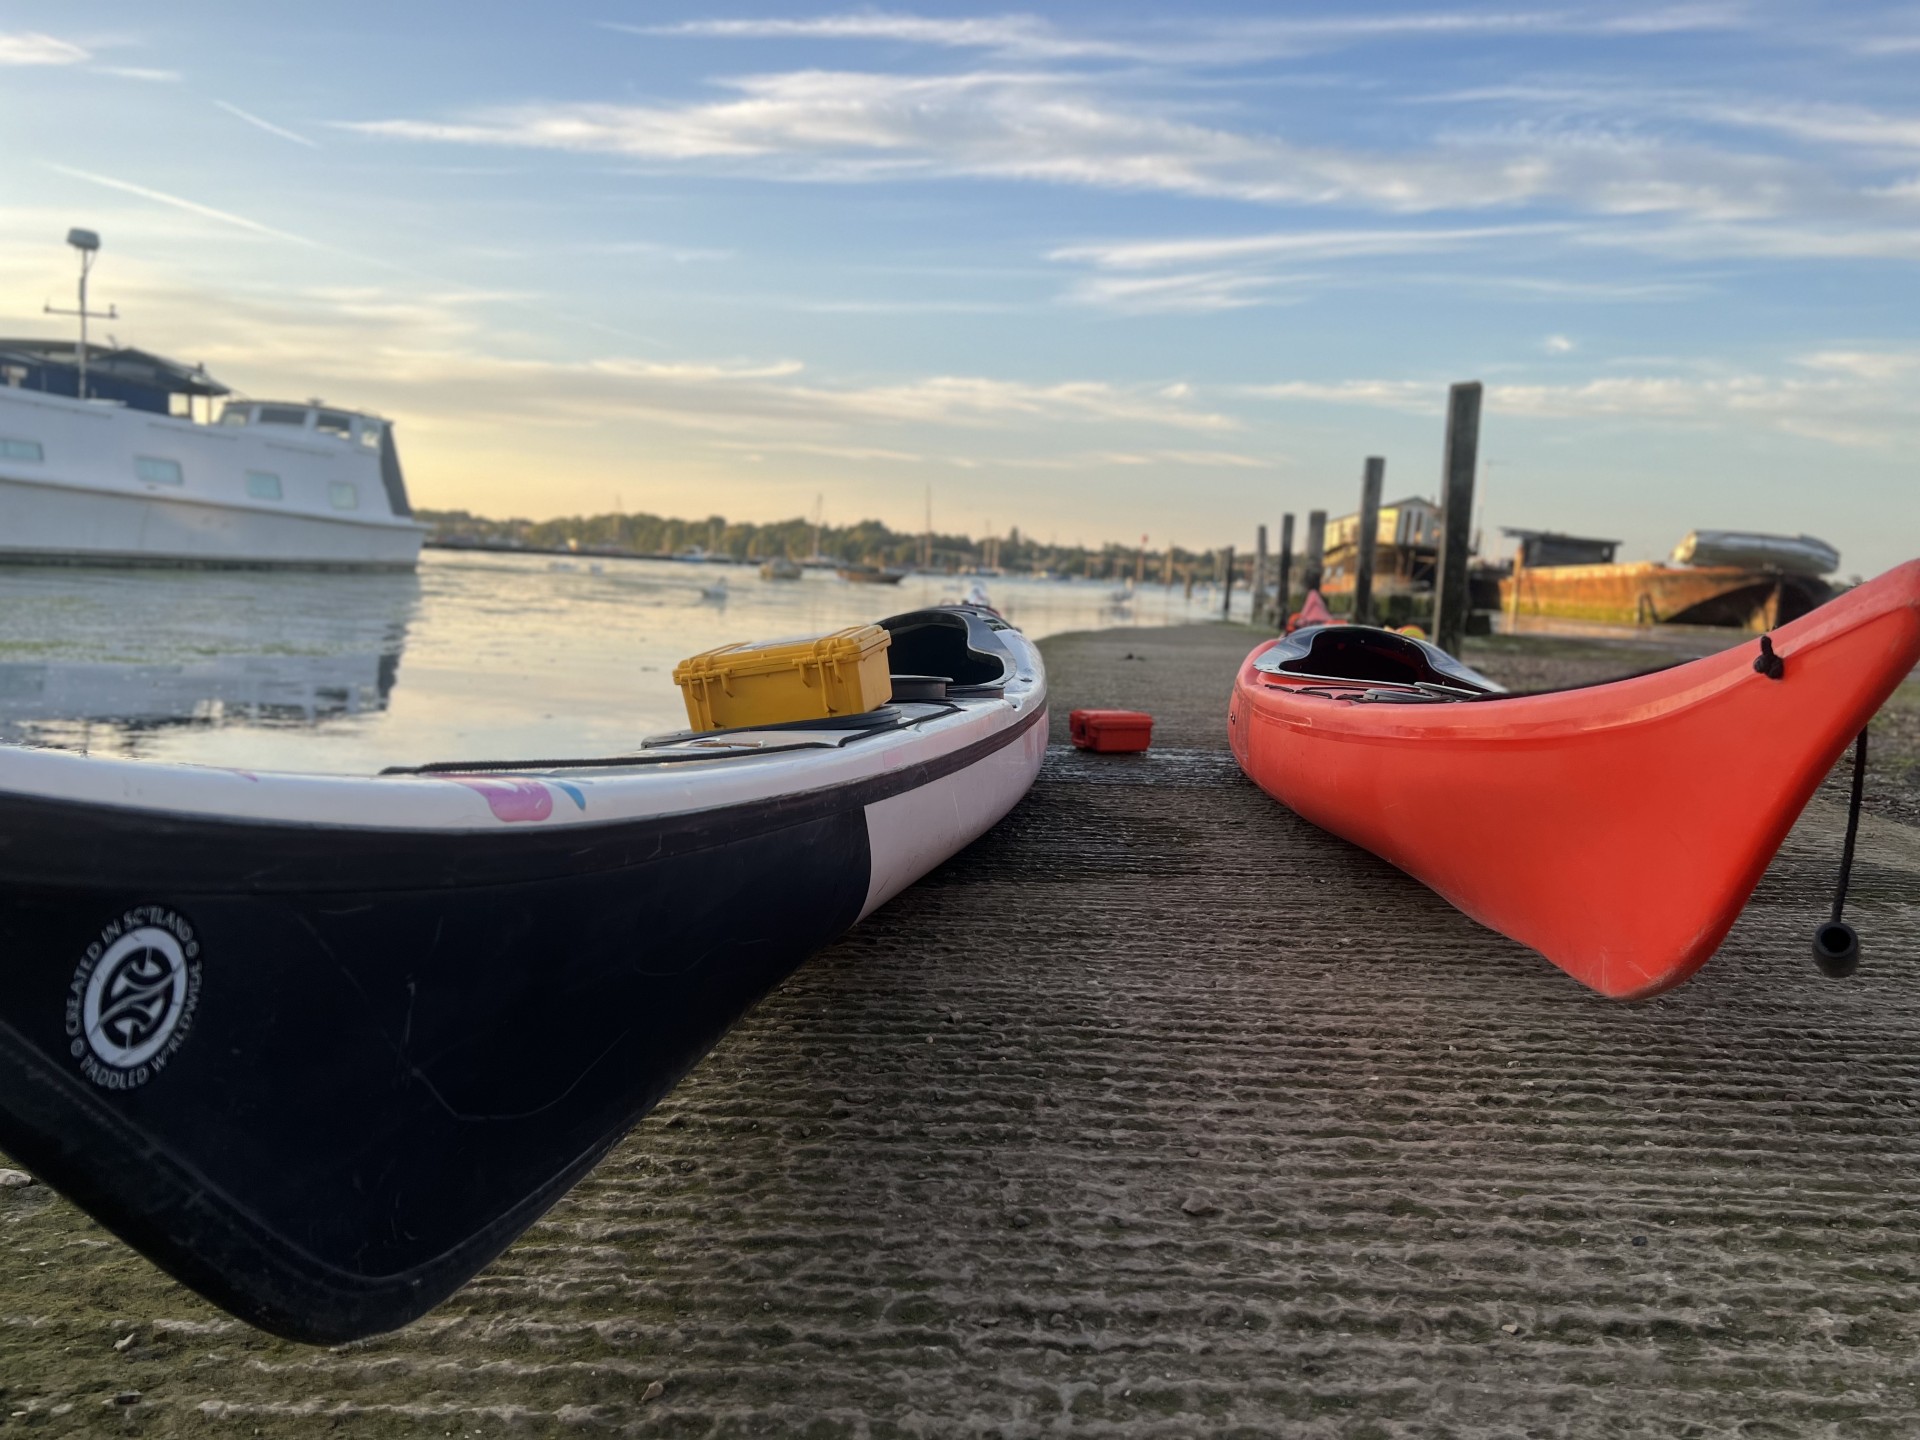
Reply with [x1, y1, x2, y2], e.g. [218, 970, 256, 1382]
[1069, 709, 1153, 753]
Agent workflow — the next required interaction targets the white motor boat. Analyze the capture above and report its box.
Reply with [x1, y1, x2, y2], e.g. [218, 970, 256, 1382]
[0, 235, 426, 569]
[0, 346, 426, 569]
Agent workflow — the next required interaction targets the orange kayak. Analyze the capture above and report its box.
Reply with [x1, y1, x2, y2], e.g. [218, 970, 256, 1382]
[1230, 560, 1920, 999]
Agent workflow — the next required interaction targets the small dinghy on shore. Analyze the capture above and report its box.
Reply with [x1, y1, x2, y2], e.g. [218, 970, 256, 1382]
[0, 605, 1044, 1342]
[1231, 560, 1920, 1000]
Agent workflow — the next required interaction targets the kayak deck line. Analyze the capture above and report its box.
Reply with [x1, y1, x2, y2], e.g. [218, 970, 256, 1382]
[0, 603, 1047, 1344]
[380, 699, 973, 775]
[1232, 559, 1920, 1000]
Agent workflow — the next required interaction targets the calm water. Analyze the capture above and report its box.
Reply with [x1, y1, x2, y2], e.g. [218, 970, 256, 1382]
[0, 552, 1244, 774]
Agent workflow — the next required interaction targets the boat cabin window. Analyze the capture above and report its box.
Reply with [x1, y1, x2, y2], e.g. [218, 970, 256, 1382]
[0, 437, 43, 462]
[135, 456, 184, 486]
[245, 471, 283, 500]
[315, 410, 353, 439]
[218, 406, 251, 426]
[329, 482, 359, 511]
[256, 405, 309, 427]
[354, 417, 382, 449]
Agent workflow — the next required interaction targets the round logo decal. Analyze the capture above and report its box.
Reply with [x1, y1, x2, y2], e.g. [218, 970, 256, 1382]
[65, 906, 202, 1090]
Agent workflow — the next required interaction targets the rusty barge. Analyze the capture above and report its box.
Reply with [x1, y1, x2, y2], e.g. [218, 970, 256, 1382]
[1498, 529, 1837, 629]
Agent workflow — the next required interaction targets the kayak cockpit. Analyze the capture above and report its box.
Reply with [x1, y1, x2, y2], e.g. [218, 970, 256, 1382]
[1253, 625, 1504, 701]
[879, 607, 1017, 694]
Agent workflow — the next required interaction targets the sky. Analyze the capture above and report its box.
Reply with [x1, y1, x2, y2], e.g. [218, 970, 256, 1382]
[2, 2, 1918, 573]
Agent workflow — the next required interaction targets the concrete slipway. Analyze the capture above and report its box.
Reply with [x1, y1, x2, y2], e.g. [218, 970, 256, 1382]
[3, 621, 1919, 1438]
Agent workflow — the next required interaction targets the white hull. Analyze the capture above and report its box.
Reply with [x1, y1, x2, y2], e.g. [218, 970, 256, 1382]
[0, 474, 423, 567]
[0, 388, 424, 569]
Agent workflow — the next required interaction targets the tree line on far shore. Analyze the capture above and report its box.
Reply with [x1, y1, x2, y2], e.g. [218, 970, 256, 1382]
[417, 507, 1230, 579]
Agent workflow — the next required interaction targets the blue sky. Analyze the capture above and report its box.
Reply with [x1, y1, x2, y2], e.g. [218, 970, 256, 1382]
[3, 2, 1918, 573]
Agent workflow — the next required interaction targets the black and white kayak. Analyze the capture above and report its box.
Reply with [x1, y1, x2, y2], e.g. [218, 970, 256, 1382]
[0, 605, 1045, 1343]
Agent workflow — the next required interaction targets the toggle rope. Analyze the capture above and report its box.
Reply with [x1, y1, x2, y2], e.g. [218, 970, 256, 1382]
[1814, 728, 1868, 978]
[1754, 633, 1866, 978]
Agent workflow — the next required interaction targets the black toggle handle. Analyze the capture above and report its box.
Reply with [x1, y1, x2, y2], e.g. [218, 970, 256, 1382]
[1813, 921, 1860, 979]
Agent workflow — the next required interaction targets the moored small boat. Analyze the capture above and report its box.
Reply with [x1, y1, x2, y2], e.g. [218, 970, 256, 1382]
[1671, 529, 1840, 577]
[1231, 561, 1920, 999]
[0, 604, 1045, 1343]
[838, 564, 906, 585]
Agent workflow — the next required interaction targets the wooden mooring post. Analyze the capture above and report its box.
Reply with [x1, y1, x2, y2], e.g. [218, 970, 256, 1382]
[1433, 381, 1483, 656]
[1354, 457, 1384, 628]
[1507, 535, 1525, 628]
[1221, 545, 1236, 617]
[1303, 510, 1327, 594]
[1276, 513, 1295, 630]
[1254, 524, 1269, 624]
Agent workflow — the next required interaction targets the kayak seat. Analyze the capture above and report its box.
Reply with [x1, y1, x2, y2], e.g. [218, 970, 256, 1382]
[1254, 625, 1502, 696]
[880, 609, 1013, 692]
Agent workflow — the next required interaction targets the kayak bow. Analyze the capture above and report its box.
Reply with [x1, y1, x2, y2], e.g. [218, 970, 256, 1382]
[1231, 560, 1920, 1000]
[0, 605, 1045, 1342]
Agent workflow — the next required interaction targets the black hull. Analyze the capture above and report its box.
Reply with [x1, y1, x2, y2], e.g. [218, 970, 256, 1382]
[0, 791, 875, 1343]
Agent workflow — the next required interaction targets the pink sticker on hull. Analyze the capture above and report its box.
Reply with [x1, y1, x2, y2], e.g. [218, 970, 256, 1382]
[442, 776, 555, 823]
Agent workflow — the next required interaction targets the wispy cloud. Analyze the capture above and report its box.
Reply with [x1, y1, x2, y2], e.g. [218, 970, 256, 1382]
[633, 7, 1746, 64]
[1047, 222, 1717, 312]
[342, 68, 1845, 225]
[1796, 349, 1920, 381]
[613, 14, 1136, 62]
[1060, 269, 1308, 312]
[710, 438, 931, 463]
[410, 356, 1237, 438]
[38, 162, 325, 248]
[1047, 209, 1920, 315]
[1852, 32, 1920, 56]
[92, 65, 181, 83]
[1582, 220, 1920, 260]
[1684, 98, 1920, 153]
[32, 165, 677, 349]
[0, 229, 1234, 445]
[1085, 447, 1273, 467]
[214, 100, 320, 149]
[1053, 223, 1565, 270]
[1248, 352, 1920, 450]
[0, 31, 88, 65]
[1426, 81, 1920, 161]
[1251, 379, 1442, 413]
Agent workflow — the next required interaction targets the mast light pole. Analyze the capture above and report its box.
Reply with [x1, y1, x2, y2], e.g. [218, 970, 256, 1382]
[44, 228, 115, 401]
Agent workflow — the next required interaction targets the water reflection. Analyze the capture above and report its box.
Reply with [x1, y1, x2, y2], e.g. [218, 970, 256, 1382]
[0, 651, 402, 749]
[0, 567, 419, 756]
[0, 553, 1239, 774]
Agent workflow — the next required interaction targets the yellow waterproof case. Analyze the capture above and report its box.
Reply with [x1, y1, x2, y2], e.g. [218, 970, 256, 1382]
[672, 624, 893, 731]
